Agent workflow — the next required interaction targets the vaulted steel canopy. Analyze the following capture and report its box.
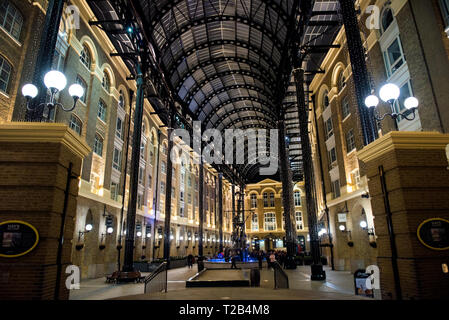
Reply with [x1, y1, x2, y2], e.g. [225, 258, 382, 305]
[87, 0, 342, 183]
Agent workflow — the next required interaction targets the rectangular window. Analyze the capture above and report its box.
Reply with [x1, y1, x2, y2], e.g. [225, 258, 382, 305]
[324, 118, 334, 140]
[250, 194, 257, 208]
[137, 193, 143, 209]
[251, 214, 259, 231]
[332, 180, 341, 199]
[188, 193, 192, 204]
[294, 191, 301, 206]
[140, 141, 145, 160]
[138, 167, 144, 185]
[295, 212, 303, 231]
[69, 115, 82, 135]
[383, 37, 405, 77]
[346, 129, 356, 153]
[0, 55, 11, 93]
[112, 147, 122, 171]
[116, 117, 123, 139]
[97, 100, 107, 122]
[351, 169, 361, 189]
[264, 213, 277, 231]
[328, 147, 337, 170]
[110, 182, 119, 201]
[160, 181, 166, 194]
[93, 134, 103, 156]
[161, 161, 166, 174]
[75, 76, 87, 103]
[341, 96, 350, 119]
[439, 0, 449, 32]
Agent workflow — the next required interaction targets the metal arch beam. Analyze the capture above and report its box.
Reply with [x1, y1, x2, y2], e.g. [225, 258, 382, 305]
[147, 0, 290, 29]
[221, 115, 277, 131]
[194, 84, 276, 115]
[203, 97, 278, 124]
[183, 69, 275, 106]
[157, 15, 284, 53]
[208, 106, 277, 129]
[166, 39, 282, 83]
[219, 120, 275, 137]
[173, 56, 276, 92]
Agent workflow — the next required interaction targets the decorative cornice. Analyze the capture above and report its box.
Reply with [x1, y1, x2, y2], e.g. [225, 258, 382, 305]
[0, 122, 91, 159]
[357, 131, 449, 163]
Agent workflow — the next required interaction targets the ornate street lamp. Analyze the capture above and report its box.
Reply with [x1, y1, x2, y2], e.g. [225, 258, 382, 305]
[365, 83, 419, 130]
[22, 70, 84, 119]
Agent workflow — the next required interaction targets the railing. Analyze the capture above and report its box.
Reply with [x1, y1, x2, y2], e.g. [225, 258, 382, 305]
[273, 261, 289, 289]
[144, 261, 168, 294]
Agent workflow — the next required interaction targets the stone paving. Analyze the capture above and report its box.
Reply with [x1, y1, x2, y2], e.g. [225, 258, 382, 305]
[70, 265, 375, 300]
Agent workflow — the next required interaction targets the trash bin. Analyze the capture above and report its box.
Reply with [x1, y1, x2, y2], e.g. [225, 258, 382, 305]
[354, 269, 374, 298]
[250, 268, 260, 287]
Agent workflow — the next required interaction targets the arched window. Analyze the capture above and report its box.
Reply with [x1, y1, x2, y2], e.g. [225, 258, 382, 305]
[322, 90, 330, 110]
[263, 192, 268, 207]
[80, 44, 91, 70]
[75, 75, 87, 103]
[0, 55, 12, 93]
[0, 1, 23, 40]
[93, 133, 103, 156]
[102, 71, 110, 91]
[337, 72, 346, 92]
[294, 191, 301, 206]
[381, 7, 394, 34]
[69, 114, 82, 135]
[97, 99, 107, 122]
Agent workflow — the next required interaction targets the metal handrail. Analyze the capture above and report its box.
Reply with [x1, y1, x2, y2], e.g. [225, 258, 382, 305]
[273, 261, 289, 289]
[144, 261, 168, 294]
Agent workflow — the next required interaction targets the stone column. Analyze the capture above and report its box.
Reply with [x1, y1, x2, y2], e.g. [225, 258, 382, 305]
[163, 119, 174, 263]
[198, 159, 204, 258]
[357, 132, 449, 300]
[0, 123, 90, 300]
[218, 173, 223, 252]
[278, 120, 297, 269]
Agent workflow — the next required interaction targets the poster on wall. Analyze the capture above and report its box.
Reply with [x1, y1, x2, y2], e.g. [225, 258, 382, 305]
[0, 220, 39, 258]
[417, 218, 449, 251]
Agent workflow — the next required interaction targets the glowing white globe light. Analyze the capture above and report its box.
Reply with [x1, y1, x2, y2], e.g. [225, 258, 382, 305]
[136, 231, 142, 237]
[158, 234, 162, 239]
[107, 227, 114, 234]
[320, 228, 327, 235]
[365, 95, 379, 108]
[85, 223, 93, 231]
[180, 236, 184, 240]
[360, 221, 368, 229]
[339, 225, 346, 231]
[146, 233, 151, 238]
[22, 84, 38, 99]
[44, 70, 67, 91]
[170, 235, 174, 240]
[379, 83, 400, 102]
[69, 83, 84, 99]
[404, 97, 419, 110]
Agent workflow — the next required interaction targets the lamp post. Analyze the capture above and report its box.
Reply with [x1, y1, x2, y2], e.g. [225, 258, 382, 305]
[365, 83, 419, 131]
[22, 70, 84, 120]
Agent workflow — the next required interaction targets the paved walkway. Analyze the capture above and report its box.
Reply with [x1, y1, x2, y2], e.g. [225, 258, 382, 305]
[70, 265, 374, 300]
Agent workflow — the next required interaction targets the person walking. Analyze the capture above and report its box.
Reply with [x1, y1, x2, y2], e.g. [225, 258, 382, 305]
[187, 254, 194, 269]
[258, 251, 263, 269]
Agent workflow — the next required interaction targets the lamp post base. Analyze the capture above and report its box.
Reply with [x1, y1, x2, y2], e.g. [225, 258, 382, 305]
[310, 264, 326, 281]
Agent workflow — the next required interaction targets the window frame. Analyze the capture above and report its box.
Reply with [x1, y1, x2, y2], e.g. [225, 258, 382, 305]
[68, 114, 82, 135]
[264, 212, 277, 231]
[0, 1, 23, 41]
[93, 133, 104, 156]
[0, 54, 12, 94]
